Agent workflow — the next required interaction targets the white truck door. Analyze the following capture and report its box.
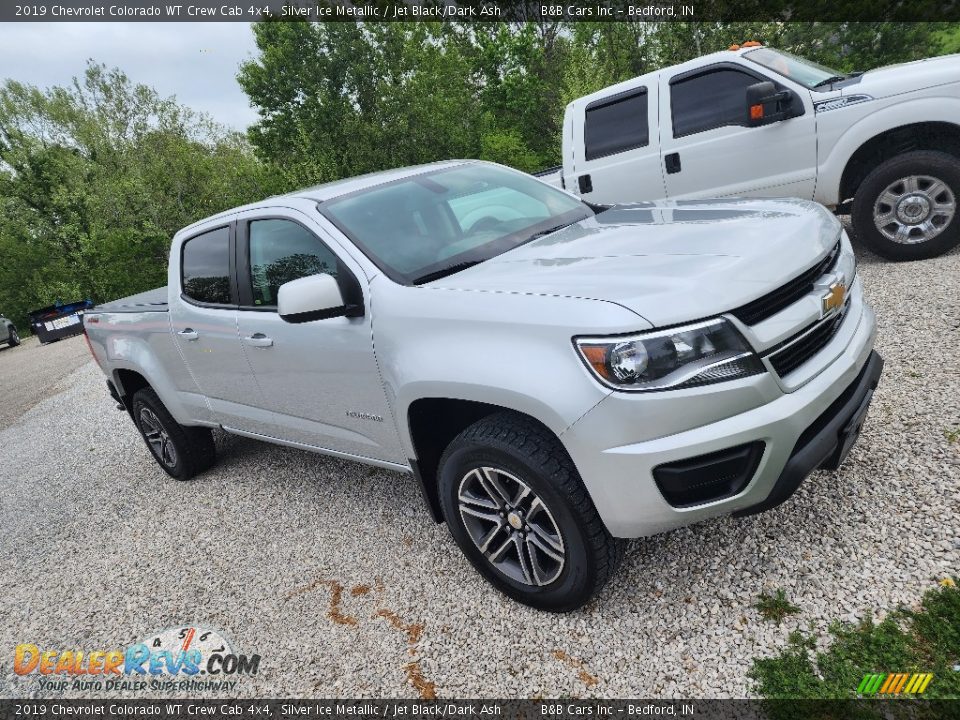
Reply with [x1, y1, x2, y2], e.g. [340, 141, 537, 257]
[232, 211, 406, 465]
[568, 83, 667, 204]
[658, 62, 816, 200]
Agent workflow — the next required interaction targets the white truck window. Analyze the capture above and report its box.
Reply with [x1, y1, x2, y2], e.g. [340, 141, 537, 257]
[181, 226, 232, 305]
[584, 89, 649, 161]
[670, 68, 758, 138]
[248, 219, 339, 307]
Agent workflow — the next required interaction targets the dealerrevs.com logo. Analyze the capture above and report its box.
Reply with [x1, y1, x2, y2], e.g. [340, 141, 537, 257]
[858, 673, 934, 696]
[14, 626, 260, 693]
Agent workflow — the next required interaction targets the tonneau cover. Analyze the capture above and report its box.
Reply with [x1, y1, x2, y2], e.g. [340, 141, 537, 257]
[94, 287, 168, 313]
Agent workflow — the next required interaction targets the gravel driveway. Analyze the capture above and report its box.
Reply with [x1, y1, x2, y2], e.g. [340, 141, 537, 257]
[0, 334, 91, 432]
[1, 241, 958, 700]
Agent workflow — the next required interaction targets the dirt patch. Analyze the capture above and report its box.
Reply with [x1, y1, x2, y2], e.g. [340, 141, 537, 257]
[375, 608, 434, 699]
[287, 578, 358, 626]
[375, 609, 424, 652]
[552, 649, 599, 688]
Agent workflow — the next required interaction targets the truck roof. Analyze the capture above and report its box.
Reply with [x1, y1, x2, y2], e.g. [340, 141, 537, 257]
[569, 47, 756, 110]
[288, 160, 469, 202]
[177, 160, 470, 236]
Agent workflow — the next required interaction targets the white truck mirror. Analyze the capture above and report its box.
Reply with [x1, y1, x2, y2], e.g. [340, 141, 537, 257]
[278, 273, 346, 323]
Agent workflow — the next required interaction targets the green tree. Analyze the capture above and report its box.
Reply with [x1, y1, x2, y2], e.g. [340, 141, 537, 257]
[0, 63, 267, 330]
[238, 20, 480, 187]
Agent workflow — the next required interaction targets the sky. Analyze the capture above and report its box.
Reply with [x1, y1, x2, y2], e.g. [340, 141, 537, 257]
[0, 23, 260, 130]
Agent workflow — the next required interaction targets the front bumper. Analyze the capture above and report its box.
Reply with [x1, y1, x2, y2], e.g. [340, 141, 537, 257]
[733, 350, 882, 517]
[561, 290, 879, 538]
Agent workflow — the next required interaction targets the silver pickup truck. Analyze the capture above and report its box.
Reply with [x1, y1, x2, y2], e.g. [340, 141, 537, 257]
[84, 161, 883, 610]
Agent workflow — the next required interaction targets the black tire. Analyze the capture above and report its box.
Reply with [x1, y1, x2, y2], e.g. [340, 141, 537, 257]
[852, 150, 960, 261]
[7, 327, 19, 347]
[131, 387, 216, 480]
[437, 412, 624, 612]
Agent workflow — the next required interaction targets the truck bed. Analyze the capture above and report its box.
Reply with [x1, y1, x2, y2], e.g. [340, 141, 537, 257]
[94, 287, 168, 313]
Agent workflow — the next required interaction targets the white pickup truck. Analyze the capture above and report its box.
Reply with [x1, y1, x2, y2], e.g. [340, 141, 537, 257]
[84, 161, 882, 611]
[539, 44, 960, 261]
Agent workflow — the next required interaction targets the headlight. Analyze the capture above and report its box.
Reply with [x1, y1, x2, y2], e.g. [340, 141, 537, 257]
[575, 318, 764, 391]
[835, 233, 857, 289]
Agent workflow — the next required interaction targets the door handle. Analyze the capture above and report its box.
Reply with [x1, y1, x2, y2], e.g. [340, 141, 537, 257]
[578, 174, 593, 194]
[178, 329, 199, 341]
[665, 152, 682, 174]
[244, 333, 273, 348]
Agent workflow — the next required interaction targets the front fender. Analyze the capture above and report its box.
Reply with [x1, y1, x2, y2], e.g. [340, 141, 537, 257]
[816, 95, 960, 205]
[371, 283, 647, 459]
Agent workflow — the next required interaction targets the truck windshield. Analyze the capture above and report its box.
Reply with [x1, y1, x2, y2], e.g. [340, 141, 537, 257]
[743, 48, 844, 90]
[321, 163, 592, 284]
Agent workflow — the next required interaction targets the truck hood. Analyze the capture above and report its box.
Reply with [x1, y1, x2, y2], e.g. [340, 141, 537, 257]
[846, 54, 960, 99]
[427, 199, 840, 327]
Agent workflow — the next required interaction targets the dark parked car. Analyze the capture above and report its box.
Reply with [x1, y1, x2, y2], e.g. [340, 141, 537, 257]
[1, 313, 20, 347]
[28, 300, 92, 344]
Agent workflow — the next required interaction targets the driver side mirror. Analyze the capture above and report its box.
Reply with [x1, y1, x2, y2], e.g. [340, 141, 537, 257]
[278, 274, 348, 324]
[745, 81, 796, 127]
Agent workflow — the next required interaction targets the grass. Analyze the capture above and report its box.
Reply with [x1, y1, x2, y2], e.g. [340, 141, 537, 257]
[755, 588, 801, 624]
[749, 579, 960, 704]
[944, 425, 960, 444]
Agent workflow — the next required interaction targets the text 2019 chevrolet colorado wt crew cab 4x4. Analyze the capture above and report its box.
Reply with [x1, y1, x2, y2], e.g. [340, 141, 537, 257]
[84, 161, 882, 610]
[539, 44, 960, 261]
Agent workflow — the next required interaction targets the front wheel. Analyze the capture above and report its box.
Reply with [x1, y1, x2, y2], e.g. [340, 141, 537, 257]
[437, 412, 623, 612]
[852, 150, 960, 261]
[131, 388, 216, 480]
[7, 327, 19, 346]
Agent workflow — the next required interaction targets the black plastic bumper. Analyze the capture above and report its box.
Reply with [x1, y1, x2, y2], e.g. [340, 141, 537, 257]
[734, 350, 884, 518]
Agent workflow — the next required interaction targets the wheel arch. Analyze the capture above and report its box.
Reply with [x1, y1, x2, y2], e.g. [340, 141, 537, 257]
[107, 356, 195, 426]
[112, 368, 152, 416]
[838, 121, 960, 205]
[406, 397, 571, 524]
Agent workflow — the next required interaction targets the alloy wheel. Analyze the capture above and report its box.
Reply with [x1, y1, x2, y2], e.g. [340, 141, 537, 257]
[139, 407, 178, 468]
[873, 174, 956, 245]
[457, 466, 565, 587]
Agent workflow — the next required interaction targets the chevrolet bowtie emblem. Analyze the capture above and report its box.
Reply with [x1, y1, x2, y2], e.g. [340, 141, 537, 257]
[821, 282, 846, 317]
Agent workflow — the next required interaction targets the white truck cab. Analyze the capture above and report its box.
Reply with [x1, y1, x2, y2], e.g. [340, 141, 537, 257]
[545, 44, 960, 261]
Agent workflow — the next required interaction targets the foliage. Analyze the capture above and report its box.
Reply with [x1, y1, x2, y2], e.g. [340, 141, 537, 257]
[0, 63, 269, 330]
[755, 588, 802, 624]
[239, 21, 957, 190]
[749, 579, 960, 701]
[2, 22, 958, 326]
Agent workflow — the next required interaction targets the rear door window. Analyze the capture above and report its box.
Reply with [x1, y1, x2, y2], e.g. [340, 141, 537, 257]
[583, 89, 649, 161]
[181, 227, 232, 305]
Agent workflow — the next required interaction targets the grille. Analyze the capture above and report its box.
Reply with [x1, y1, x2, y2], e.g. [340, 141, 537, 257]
[730, 241, 841, 326]
[767, 302, 848, 377]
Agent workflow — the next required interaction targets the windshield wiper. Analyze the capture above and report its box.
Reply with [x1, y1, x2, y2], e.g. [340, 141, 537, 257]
[812, 74, 848, 89]
[526, 220, 579, 242]
[411, 260, 482, 285]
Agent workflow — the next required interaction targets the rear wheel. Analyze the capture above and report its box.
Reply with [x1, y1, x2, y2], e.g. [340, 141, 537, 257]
[852, 151, 960, 261]
[437, 412, 623, 612]
[131, 388, 215, 480]
[7, 327, 19, 346]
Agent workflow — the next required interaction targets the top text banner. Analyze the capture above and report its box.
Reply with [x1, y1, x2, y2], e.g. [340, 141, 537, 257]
[3, 0, 957, 22]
